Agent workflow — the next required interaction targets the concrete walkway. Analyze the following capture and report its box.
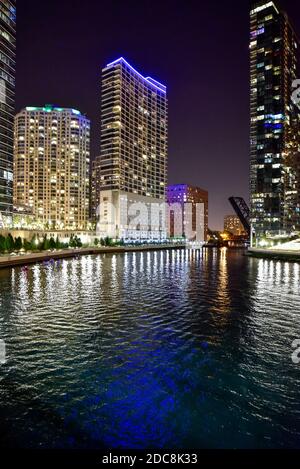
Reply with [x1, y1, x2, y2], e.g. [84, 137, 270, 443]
[248, 247, 300, 261]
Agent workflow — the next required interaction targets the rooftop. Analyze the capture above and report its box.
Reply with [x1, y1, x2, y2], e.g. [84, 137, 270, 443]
[105, 57, 166, 94]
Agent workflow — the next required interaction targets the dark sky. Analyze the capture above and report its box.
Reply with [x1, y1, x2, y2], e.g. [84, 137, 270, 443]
[15, 0, 300, 229]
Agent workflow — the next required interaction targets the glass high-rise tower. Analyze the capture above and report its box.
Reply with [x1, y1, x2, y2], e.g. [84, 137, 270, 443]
[250, 0, 300, 238]
[96, 57, 168, 240]
[0, 0, 16, 224]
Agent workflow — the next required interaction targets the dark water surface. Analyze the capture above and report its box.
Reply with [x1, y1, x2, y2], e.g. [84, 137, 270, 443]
[0, 249, 300, 449]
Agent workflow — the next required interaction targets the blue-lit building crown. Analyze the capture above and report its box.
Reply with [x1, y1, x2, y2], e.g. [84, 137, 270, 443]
[105, 57, 166, 94]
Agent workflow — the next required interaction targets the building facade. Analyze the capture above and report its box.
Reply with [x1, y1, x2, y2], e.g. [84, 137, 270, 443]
[250, 0, 300, 238]
[0, 0, 16, 224]
[224, 215, 246, 236]
[14, 105, 90, 230]
[96, 57, 168, 240]
[167, 184, 208, 242]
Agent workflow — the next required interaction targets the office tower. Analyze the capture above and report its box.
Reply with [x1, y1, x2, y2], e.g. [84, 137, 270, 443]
[0, 0, 16, 223]
[97, 57, 168, 240]
[91, 155, 101, 222]
[224, 215, 246, 236]
[166, 184, 208, 241]
[14, 105, 90, 230]
[250, 0, 300, 238]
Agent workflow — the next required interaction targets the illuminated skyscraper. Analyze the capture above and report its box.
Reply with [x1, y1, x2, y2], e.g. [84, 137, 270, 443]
[91, 155, 101, 222]
[14, 105, 90, 230]
[0, 0, 16, 223]
[250, 0, 300, 238]
[167, 184, 208, 241]
[97, 57, 168, 240]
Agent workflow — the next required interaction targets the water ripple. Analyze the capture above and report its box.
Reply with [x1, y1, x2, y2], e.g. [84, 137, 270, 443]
[0, 250, 300, 449]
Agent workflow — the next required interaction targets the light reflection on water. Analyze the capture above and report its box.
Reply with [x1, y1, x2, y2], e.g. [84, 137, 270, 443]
[0, 249, 300, 449]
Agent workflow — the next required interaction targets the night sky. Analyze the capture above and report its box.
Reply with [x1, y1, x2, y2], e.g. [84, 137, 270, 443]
[15, 0, 300, 229]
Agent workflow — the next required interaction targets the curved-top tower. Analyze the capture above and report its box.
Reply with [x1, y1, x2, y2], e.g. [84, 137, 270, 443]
[96, 57, 168, 240]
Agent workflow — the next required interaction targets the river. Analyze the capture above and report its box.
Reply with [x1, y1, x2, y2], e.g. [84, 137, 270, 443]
[0, 249, 300, 449]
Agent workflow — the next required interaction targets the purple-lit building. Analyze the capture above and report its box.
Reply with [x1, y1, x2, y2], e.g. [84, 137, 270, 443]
[0, 0, 16, 223]
[167, 184, 208, 241]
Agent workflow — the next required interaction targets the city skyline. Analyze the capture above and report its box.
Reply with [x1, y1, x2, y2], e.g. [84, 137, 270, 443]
[95, 57, 168, 240]
[12, 0, 256, 230]
[2, 0, 300, 459]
